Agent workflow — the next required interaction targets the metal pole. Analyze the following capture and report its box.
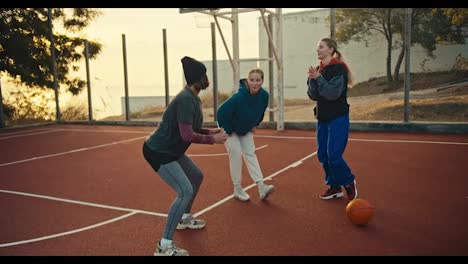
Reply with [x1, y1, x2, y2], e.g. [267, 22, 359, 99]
[232, 8, 240, 93]
[48, 8, 61, 121]
[260, 10, 281, 68]
[330, 8, 336, 40]
[0, 78, 5, 128]
[268, 14, 274, 122]
[163, 29, 170, 107]
[276, 8, 284, 131]
[84, 40, 93, 121]
[211, 22, 219, 122]
[122, 34, 130, 121]
[404, 8, 412, 122]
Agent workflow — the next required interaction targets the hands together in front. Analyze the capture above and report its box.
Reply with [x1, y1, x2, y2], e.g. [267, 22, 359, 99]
[211, 128, 228, 144]
[307, 66, 321, 80]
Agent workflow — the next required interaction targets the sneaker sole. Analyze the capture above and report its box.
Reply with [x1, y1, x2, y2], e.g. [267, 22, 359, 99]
[176, 224, 206, 230]
[260, 186, 275, 200]
[154, 252, 190, 256]
[233, 193, 250, 202]
[319, 192, 344, 200]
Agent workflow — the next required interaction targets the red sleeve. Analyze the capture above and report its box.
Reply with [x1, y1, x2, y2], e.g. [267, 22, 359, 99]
[179, 123, 215, 144]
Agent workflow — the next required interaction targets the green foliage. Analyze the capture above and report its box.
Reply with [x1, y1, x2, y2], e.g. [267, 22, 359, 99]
[335, 8, 467, 83]
[0, 8, 102, 95]
[436, 8, 468, 27]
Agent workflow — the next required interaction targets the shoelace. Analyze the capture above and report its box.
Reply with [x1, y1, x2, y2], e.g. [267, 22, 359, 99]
[164, 243, 182, 255]
[182, 215, 195, 224]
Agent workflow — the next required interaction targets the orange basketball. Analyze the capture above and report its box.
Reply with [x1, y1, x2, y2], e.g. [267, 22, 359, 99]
[346, 198, 375, 226]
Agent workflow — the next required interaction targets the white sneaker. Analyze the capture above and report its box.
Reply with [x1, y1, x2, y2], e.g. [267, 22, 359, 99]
[154, 241, 189, 256]
[259, 184, 275, 200]
[233, 186, 250, 201]
[176, 215, 206, 230]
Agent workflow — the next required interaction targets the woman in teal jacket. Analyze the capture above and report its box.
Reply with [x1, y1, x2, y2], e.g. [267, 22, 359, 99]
[217, 68, 275, 201]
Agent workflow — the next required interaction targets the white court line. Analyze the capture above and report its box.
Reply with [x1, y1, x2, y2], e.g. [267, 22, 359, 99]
[0, 136, 147, 168]
[0, 189, 167, 217]
[0, 212, 137, 248]
[0, 128, 50, 137]
[188, 144, 268, 157]
[53, 128, 150, 134]
[192, 151, 318, 218]
[255, 135, 315, 140]
[254, 134, 468, 145]
[0, 189, 166, 248]
[41, 128, 468, 145]
[348, 138, 468, 146]
[0, 130, 61, 140]
[0, 150, 316, 248]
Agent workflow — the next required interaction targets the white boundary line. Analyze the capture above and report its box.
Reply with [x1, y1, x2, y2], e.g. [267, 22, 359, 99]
[0, 128, 50, 137]
[0, 136, 147, 168]
[0, 151, 316, 248]
[0, 212, 138, 248]
[348, 138, 468, 146]
[192, 151, 317, 218]
[188, 144, 268, 157]
[0, 127, 465, 248]
[0, 189, 167, 217]
[16, 127, 467, 145]
[52, 128, 150, 134]
[0, 189, 168, 248]
[0, 130, 61, 140]
[254, 134, 468, 145]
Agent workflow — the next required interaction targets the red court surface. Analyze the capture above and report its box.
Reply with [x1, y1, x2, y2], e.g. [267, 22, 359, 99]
[0, 124, 467, 256]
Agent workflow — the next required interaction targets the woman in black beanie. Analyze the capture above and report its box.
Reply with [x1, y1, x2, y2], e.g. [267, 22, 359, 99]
[143, 56, 228, 256]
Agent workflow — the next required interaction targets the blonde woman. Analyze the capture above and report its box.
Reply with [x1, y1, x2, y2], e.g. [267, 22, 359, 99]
[306, 38, 357, 201]
[217, 68, 274, 201]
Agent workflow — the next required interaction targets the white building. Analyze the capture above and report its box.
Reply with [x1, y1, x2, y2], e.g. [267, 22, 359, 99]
[256, 9, 468, 99]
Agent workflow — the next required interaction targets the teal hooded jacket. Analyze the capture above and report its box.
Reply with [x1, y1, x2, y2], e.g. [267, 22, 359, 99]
[217, 79, 269, 136]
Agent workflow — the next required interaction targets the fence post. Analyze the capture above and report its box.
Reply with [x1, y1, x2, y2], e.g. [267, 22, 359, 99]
[268, 14, 275, 122]
[48, 8, 61, 121]
[122, 34, 130, 121]
[85, 40, 93, 121]
[0, 78, 5, 128]
[404, 8, 412, 122]
[163, 29, 170, 107]
[211, 22, 219, 122]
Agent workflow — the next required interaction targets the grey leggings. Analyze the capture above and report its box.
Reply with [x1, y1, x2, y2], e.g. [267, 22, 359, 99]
[157, 155, 204, 240]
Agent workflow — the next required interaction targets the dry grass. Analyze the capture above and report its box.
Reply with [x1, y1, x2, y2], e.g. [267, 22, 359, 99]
[352, 89, 468, 122]
[348, 70, 468, 97]
[100, 71, 468, 123]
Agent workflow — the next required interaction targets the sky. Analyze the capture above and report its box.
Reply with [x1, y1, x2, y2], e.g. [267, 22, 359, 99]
[3, 8, 316, 118]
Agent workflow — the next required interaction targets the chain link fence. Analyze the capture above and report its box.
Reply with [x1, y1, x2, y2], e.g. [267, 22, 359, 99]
[1, 8, 467, 128]
[274, 8, 468, 123]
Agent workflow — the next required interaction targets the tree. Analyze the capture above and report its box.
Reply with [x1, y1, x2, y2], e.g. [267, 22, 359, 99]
[437, 8, 468, 27]
[335, 8, 467, 87]
[0, 8, 102, 95]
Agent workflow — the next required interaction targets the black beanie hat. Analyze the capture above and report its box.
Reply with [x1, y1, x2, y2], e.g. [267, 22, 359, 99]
[181, 56, 207, 85]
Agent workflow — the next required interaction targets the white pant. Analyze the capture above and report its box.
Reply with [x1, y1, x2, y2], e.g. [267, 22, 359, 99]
[224, 132, 264, 186]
